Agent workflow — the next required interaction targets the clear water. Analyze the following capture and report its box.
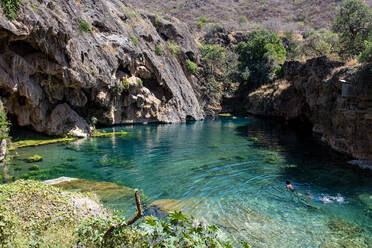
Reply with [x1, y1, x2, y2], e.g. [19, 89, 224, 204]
[8, 117, 372, 247]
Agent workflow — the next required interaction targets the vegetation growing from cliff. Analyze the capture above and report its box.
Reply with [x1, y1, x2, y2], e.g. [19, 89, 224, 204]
[0, 180, 235, 247]
[186, 59, 198, 74]
[129, 34, 139, 47]
[79, 19, 92, 33]
[0, 108, 9, 141]
[234, 29, 286, 90]
[167, 41, 181, 55]
[1, 0, 21, 20]
[333, 0, 372, 58]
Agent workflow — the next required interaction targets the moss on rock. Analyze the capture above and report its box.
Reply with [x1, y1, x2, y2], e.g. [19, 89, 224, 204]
[26, 154, 43, 163]
[10, 137, 77, 150]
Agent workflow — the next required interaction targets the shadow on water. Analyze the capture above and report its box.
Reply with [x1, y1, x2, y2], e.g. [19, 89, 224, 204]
[234, 117, 372, 194]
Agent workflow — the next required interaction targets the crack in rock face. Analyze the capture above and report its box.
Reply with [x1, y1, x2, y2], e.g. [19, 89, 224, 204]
[0, 0, 203, 137]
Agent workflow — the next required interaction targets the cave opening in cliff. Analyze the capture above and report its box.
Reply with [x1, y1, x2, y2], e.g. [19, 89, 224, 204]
[142, 78, 172, 102]
[8, 40, 42, 57]
[115, 64, 131, 80]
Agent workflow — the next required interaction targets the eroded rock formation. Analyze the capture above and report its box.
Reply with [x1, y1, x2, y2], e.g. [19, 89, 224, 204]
[245, 57, 372, 159]
[0, 0, 203, 137]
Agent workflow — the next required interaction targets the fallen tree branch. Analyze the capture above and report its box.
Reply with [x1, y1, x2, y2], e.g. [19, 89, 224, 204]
[103, 190, 143, 242]
[126, 190, 143, 225]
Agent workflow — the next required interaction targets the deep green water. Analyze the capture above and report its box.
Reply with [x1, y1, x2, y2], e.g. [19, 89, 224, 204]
[8, 117, 372, 247]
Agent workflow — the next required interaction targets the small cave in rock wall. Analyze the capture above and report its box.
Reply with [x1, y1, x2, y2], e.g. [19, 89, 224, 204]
[142, 78, 173, 102]
[115, 64, 131, 80]
[186, 115, 195, 121]
[8, 40, 42, 57]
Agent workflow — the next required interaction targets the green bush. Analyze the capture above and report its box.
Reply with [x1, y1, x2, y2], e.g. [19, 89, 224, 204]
[333, 0, 372, 58]
[358, 40, 372, 63]
[136, 79, 143, 87]
[155, 45, 163, 56]
[185, 59, 198, 74]
[233, 29, 286, 90]
[167, 41, 181, 55]
[301, 29, 339, 57]
[201, 44, 227, 70]
[79, 19, 91, 33]
[154, 17, 161, 29]
[121, 79, 130, 89]
[196, 16, 208, 28]
[129, 34, 139, 47]
[78, 211, 233, 247]
[1, 0, 22, 20]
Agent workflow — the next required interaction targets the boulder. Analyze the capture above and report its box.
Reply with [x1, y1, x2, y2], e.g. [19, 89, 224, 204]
[45, 177, 136, 209]
[47, 104, 90, 137]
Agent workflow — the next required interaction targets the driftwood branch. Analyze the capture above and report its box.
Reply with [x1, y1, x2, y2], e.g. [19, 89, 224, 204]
[126, 190, 143, 225]
[103, 190, 143, 241]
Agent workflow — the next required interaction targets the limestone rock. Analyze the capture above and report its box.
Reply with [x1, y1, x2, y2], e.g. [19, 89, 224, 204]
[0, 0, 203, 137]
[46, 177, 136, 209]
[47, 104, 90, 137]
[245, 57, 372, 159]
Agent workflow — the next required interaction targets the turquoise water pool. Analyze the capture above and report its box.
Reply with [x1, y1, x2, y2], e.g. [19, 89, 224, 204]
[8, 117, 372, 247]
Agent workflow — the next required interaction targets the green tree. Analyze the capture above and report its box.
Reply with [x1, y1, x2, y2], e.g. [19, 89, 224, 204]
[301, 29, 339, 57]
[233, 29, 286, 90]
[200, 44, 228, 95]
[333, 0, 372, 58]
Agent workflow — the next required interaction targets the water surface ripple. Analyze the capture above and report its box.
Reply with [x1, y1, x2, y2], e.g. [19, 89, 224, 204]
[10, 117, 372, 247]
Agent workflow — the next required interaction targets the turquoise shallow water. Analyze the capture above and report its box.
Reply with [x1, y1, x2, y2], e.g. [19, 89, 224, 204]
[7, 117, 372, 247]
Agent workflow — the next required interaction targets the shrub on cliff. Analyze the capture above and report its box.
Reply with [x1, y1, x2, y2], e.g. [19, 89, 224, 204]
[333, 0, 372, 58]
[1, 0, 22, 20]
[233, 29, 286, 90]
[186, 59, 198, 74]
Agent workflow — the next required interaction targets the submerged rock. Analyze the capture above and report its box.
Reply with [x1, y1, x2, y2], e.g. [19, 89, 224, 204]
[45, 177, 136, 208]
[325, 219, 371, 248]
[0, 0, 203, 137]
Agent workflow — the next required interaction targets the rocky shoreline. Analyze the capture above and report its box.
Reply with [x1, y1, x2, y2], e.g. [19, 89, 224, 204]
[244, 57, 372, 160]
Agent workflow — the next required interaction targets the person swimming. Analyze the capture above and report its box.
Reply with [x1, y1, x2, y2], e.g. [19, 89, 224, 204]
[286, 180, 295, 192]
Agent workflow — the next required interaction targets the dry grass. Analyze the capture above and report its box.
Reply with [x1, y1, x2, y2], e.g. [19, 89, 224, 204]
[345, 58, 360, 67]
[125, 0, 372, 32]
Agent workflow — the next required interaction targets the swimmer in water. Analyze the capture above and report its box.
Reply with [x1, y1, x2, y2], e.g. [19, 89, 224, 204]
[286, 180, 295, 192]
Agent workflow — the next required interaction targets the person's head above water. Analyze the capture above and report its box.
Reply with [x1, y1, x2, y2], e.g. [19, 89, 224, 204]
[286, 180, 291, 185]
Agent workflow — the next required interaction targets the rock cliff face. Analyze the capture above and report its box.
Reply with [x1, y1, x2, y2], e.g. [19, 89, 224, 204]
[245, 57, 372, 159]
[0, 0, 203, 137]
